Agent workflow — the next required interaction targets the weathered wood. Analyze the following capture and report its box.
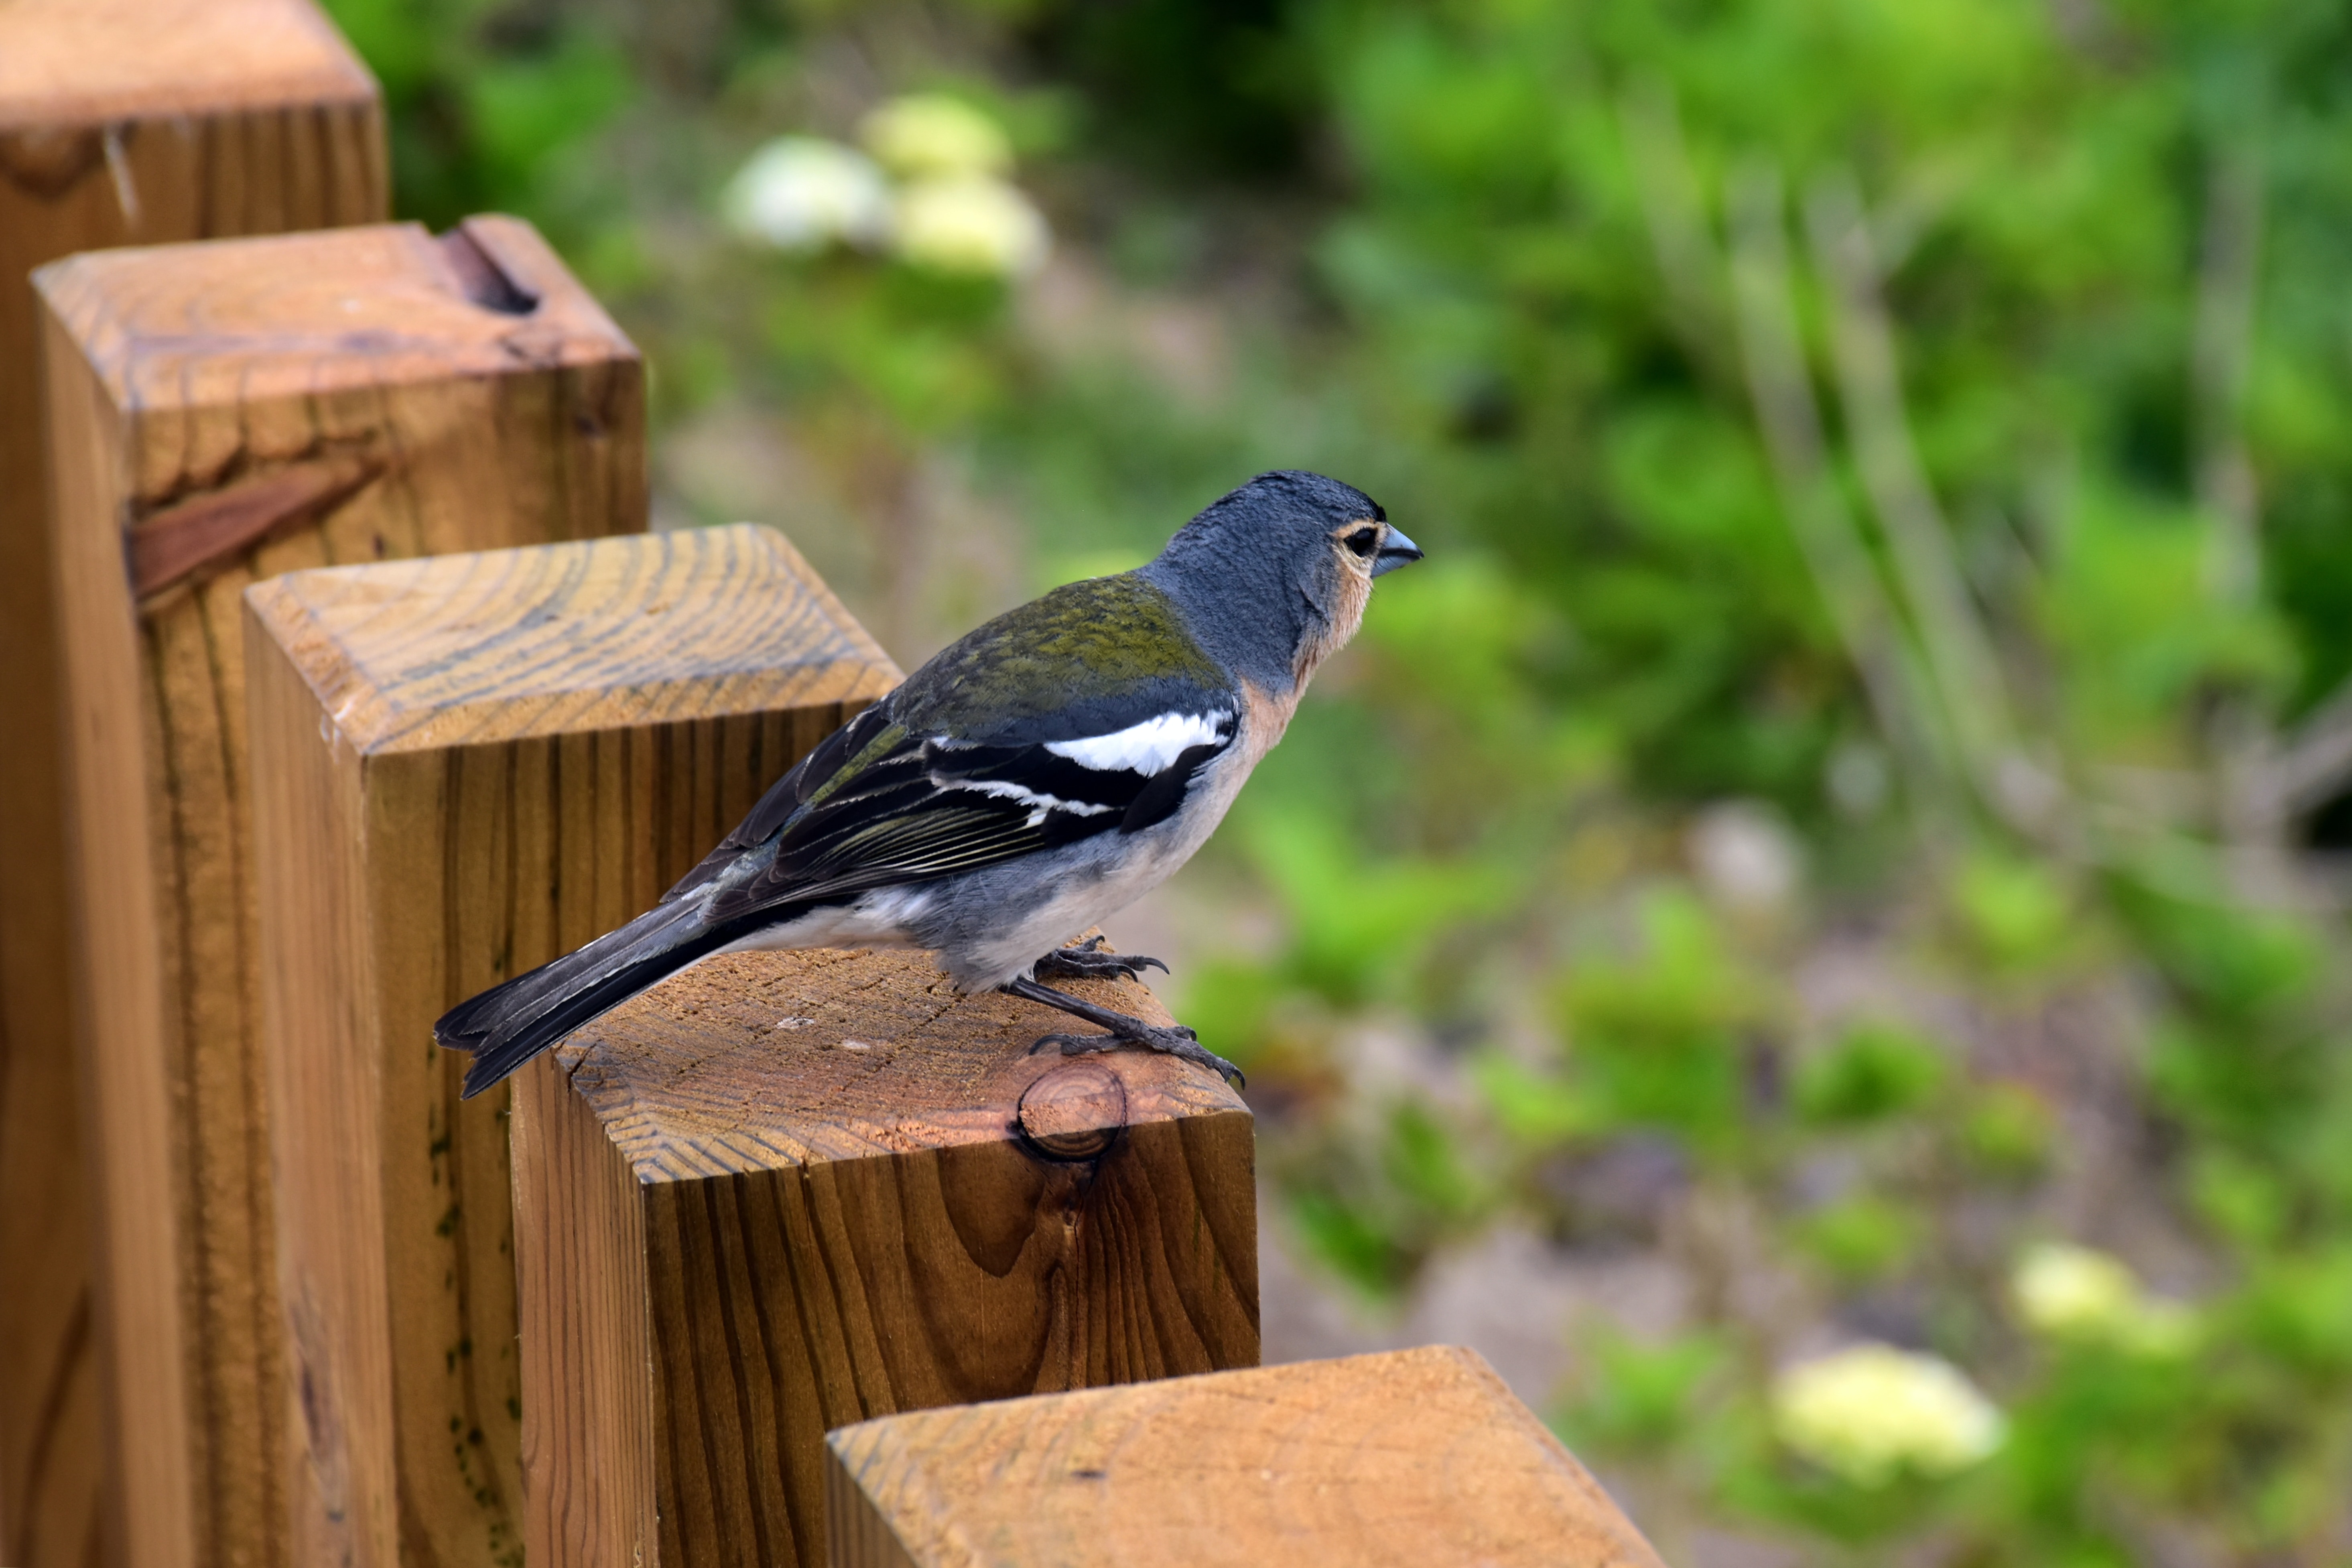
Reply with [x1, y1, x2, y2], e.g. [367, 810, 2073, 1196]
[37, 219, 640, 1568]
[516, 942, 1259, 1568]
[826, 1345, 1667, 1568]
[0, 7, 381, 1563]
[244, 525, 900, 1567]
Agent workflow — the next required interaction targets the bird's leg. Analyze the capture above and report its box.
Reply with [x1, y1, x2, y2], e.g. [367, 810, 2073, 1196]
[1031, 934, 1170, 984]
[1000, 974, 1245, 1089]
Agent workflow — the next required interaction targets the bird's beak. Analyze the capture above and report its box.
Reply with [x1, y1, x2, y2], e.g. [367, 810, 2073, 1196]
[1372, 526, 1424, 577]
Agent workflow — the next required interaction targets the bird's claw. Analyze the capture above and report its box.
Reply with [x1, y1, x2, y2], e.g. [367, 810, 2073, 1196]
[1033, 935, 1170, 984]
[1029, 1024, 1245, 1090]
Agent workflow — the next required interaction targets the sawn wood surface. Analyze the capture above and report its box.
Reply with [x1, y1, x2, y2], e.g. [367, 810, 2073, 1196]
[37, 216, 639, 1568]
[247, 524, 899, 1568]
[516, 942, 1261, 1568]
[825, 1345, 1669, 1568]
[0, 6, 381, 1562]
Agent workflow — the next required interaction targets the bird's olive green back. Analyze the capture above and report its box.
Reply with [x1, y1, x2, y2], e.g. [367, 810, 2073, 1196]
[894, 574, 1229, 743]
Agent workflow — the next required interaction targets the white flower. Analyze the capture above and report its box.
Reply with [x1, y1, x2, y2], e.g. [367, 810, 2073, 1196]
[1771, 1344, 2006, 1487]
[2013, 1243, 2197, 1355]
[1688, 799, 1801, 912]
[722, 137, 890, 253]
[860, 94, 1013, 179]
[2013, 1243, 2137, 1336]
[892, 176, 1050, 279]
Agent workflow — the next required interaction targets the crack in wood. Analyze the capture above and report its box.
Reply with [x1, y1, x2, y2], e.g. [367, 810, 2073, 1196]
[127, 454, 383, 604]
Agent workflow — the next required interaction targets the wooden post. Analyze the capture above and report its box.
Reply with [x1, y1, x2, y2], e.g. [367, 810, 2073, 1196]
[243, 525, 899, 1567]
[512, 944, 1259, 1568]
[826, 1345, 1667, 1568]
[38, 218, 641, 1568]
[0, 6, 381, 1562]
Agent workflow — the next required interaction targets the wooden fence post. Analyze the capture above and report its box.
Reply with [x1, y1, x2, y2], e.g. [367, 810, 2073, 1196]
[37, 218, 641, 1568]
[825, 1346, 1667, 1568]
[513, 946, 1259, 1568]
[0, 7, 381, 1562]
[242, 525, 900, 1566]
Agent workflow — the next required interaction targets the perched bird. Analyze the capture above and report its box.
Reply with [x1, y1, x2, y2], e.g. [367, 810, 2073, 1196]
[436, 469, 1422, 1095]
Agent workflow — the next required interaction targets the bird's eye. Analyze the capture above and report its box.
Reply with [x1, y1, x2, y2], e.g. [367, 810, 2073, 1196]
[1343, 526, 1380, 558]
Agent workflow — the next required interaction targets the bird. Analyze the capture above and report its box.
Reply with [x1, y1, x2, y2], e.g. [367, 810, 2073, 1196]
[435, 469, 1422, 1096]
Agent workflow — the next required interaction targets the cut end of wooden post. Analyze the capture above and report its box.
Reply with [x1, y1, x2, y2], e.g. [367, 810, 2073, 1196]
[556, 942, 1241, 1182]
[34, 218, 636, 416]
[825, 1345, 1669, 1568]
[0, 0, 376, 131]
[246, 524, 899, 754]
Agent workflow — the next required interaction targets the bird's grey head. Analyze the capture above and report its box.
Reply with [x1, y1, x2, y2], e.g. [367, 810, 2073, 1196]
[1140, 469, 1423, 693]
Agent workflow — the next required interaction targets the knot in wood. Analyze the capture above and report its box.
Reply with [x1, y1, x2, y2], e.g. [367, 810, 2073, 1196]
[1017, 1062, 1128, 1160]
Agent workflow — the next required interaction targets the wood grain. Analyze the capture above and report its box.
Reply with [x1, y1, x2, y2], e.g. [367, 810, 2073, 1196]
[517, 944, 1260, 1568]
[826, 1345, 1668, 1568]
[37, 219, 639, 1568]
[254, 524, 897, 755]
[0, 0, 377, 129]
[128, 454, 385, 599]
[246, 525, 898, 1568]
[0, 8, 380, 1564]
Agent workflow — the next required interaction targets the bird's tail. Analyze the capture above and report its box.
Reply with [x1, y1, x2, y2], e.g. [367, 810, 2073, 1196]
[436, 898, 746, 1098]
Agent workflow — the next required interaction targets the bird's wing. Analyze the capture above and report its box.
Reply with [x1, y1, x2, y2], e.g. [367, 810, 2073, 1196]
[664, 570, 1241, 923]
[662, 689, 1238, 924]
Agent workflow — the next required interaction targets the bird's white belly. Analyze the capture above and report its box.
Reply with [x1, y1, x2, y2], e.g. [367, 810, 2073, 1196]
[944, 732, 1259, 989]
[705, 886, 935, 957]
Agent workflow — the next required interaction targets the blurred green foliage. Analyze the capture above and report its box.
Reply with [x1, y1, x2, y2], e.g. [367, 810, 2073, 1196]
[325, 0, 634, 225]
[324, 0, 2352, 1557]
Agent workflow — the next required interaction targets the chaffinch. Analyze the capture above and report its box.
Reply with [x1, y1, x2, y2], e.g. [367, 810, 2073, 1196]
[437, 470, 1421, 1093]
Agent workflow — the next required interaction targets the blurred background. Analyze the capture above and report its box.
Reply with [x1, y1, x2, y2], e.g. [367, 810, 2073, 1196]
[325, 0, 2352, 1559]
